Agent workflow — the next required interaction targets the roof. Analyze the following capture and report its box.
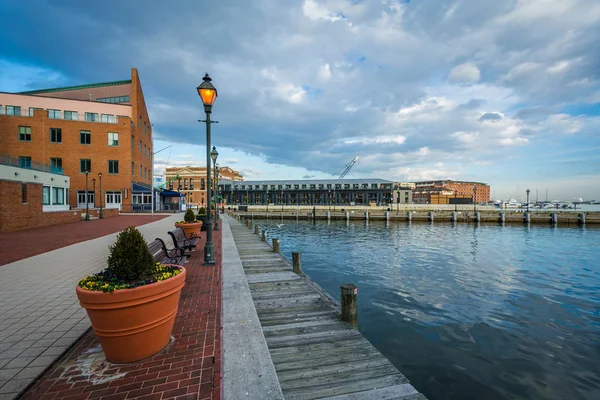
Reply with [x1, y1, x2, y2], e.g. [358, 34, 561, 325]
[17, 80, 132, 95]
[413, 180, 489, 186]
[219, 178, 393, 186]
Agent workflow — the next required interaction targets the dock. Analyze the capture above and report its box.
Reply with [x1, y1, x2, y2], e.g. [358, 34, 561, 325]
[223, 215, 426, 400]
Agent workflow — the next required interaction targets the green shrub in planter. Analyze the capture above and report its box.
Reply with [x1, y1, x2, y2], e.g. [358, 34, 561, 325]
[106, 226, 155, 282]
[184, 208, 196, 223]
[197, 207, 207, 216]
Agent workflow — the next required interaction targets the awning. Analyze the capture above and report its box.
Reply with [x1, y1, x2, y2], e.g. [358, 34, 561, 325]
[132, 182, 152, 193]
[160, 190, 184, 198]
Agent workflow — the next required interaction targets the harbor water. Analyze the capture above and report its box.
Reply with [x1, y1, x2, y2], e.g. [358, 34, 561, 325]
[255, 219, 600, 400]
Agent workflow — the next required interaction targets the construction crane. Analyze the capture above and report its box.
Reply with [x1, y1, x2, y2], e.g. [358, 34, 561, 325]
[157, 174, 182, 190]
[338, 156, 359, 179]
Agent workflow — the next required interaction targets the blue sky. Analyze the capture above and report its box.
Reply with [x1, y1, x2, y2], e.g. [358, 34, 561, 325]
[1, 0, 599, 200]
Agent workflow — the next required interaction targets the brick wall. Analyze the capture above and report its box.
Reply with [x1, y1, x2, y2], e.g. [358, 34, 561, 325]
[88, 208, 119, 218]
[0, 180, 80, 232]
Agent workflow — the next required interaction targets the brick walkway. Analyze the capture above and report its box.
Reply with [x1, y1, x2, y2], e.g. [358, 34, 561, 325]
[21, 229, 222, 400]
[0, 215, 168, 266]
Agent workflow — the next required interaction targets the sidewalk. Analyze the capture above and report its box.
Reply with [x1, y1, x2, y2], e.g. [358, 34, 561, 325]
[19, 224, 222, 400]
[0, 215, 168, 266]
[0, 215, 183, 399]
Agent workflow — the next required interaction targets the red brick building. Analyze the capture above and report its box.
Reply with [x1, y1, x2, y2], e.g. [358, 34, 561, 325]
[0, 68, 153, 212]
[413, 180, 491, 204]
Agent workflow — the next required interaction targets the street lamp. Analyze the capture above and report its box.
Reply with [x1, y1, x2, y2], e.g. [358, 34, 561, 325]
[197, 73, 217, 266]
[473, 185, 477, 213]
[98, 172, 103, 219]
[526, 189, 530, 213]
[454, 191, 457, 213]
[85, 171, 90, 221]
[211, 146, 219, 230]
[92, 178, 96, 208]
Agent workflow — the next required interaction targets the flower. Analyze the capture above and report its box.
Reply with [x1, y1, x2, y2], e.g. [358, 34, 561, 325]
[78, 263, 182, 292]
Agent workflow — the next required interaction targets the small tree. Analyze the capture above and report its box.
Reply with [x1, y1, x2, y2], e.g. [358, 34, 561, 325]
[107, 227, 154, 281]
[197, 207, 207, 216]
[184, 208, 196, 223]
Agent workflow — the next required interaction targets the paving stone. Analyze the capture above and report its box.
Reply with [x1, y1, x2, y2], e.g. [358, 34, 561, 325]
[14, 366, 46, 380]
[4, 341, 36, 351]
[30, 339, 56, 349]
[27, 356, 56, 368]
[18, 348, 45, 358]
[2, 358, 35, 370]
[0, 349, 22, 360]
[0, 369, 21, 381]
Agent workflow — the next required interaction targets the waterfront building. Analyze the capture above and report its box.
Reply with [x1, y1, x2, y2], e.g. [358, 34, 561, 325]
[165, 166, 243, 207]
[412, 180, 490, 204]
[219, 178, 394, 206]
[0, 68, 153, 212]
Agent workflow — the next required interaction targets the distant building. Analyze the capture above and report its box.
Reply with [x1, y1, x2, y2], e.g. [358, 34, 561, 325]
[412, 180, 490, 204]
[164, 166, 243, 206]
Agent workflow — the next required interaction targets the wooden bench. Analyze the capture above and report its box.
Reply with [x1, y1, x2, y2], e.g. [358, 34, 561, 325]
[168, 227, 200, 254]
[148, 237, 186, 266]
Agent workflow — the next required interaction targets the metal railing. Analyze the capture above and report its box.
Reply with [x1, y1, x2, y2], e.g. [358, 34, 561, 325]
[0, 154, 64, 175]
[0, 108, 123, 124]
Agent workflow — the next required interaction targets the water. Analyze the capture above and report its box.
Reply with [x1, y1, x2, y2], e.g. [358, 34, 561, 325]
[255, 219, 600, 400]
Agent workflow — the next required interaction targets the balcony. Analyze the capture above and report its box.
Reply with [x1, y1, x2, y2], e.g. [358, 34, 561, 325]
[0, 154, 64, 175]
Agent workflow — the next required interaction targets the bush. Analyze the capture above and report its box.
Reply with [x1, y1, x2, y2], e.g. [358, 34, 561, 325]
[184, 208, 196, 223]
[197, 207, 207, 216]
[107, 226, 155, 281]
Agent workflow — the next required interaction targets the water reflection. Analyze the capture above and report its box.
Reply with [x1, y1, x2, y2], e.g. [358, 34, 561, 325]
[254, 219, 600, 400]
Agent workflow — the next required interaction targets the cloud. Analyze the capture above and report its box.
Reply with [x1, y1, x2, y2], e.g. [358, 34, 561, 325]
[478, 112, 503, 122]
[302, 175, 316, 179]
[448, 63, 481, 84]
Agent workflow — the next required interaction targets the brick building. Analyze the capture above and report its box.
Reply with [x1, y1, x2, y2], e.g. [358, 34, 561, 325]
[164, 165, 243, 207]
[412, 180, 491, 204]
[0, 68, 153, 212]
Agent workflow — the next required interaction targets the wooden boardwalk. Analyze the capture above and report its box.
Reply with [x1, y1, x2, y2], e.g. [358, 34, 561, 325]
[229, 217, 426, 400]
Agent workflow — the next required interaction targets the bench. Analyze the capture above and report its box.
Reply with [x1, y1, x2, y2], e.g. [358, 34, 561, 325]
[148, 237, 186, 266]
[168, 227, 200, 254]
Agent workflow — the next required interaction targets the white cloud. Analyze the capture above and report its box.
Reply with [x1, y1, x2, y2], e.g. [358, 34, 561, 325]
[448, 63, 481, 84]
[318, 63, 332, 82]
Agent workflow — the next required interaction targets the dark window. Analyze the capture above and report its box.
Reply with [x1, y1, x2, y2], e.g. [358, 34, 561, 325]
[201, 179, 205, 190]
[80, 159, 91, 173]
[132, 162, 135, 175]
[190, 178, 194, 189]
[109, 160, 119, 174]
[18, 126, 31, 141]
[80, 130, 91, 144]
[50, 158, 62, 173]
[131, 135, 135, 149]
[50, 128, 62, 143]
[19, 156, 32, 169]
[21, 184, 27, 203]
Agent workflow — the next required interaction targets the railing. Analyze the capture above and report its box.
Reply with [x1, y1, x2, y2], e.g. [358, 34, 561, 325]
[0, 154, 64, 175]
[0, 108, 123, 124]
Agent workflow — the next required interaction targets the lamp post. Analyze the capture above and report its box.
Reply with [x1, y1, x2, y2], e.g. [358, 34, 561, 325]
[98, 172, 103, 219]
[266, 188, 269, 213]
[328, 189, 331, 211]
[281, 188, 284, 212]
[526, 189, 530, 213]
[454, 191, 457, 213]
[211, 146, 219, 230]
[92, 178, 96, 208]
[85, 171, 90, 221]
[473, 185, 477, 213]
[197, 73, 217, 266]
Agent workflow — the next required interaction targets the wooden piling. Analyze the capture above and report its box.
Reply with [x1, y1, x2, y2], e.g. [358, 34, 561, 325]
[429, 211, 434, 221]
[340, 284, 358, 329]
[254, 225, 259, 235]
[525, 213, 531, 223]
[292, 252, 302, 274]
[407, 211, 412, 221]
[451, 212, 457, 221]
[580, 213, 586, 225]
[499, 212, 505, 223]
[261, 230, 267, 241]
[551, 213, 558, 224]
[272, 238, 280, 253]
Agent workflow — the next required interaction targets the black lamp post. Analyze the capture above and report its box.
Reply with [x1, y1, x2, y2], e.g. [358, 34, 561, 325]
[266, 188, 269, 213]
[526, 189, 530, 213]
[197, 73, 217, 266]
[85, 171, 90, 221]
[92, 178, 96, 208]
[328, 189, 331, 211]
[98, 172, 103, 219]
[473, 185, 477, 213]
[211, 146, 219, 230]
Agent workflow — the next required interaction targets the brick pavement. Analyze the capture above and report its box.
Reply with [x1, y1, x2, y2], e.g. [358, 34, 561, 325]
[0, 215, 168, 266]
[20, 227, 222, 400]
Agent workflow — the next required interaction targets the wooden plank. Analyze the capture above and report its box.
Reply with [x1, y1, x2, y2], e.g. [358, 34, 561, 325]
[319, 384, 420, 400]
[271, 342, 381, 364]
[266, 329, 360, 348]
[268, 338, 370, 356]
[280, 367, 403, 391]
[283, 374, 409, 400]
[274, 347, 382, 372]
[246, 272, 301, 283]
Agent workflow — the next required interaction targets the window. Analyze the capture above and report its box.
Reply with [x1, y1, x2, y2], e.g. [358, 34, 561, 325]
[48, 109, 61, 119]
[80, 159, 91, 173]
[50, 128, 62, 143]
[101, 114, 115, 123]
[131, 135, 135, 149]
[144, 168, 147, 179]
[64, 111, 78, 120]
[139, 116, 142, 129]
[139, 140, 142, 152]
[42, 186, 51, 205]
[18, 126, 31, 141]
[169, 181, 173, 190]
[201, 179, 205, 190]
[140, 165, 143, 177]
[131, 162, 135, 175]
[96, 96, 130, 103]
[108, 132, 118, 146]
[50, 158, 62, 173]
[6, 106, 21, 116]
[108, 160, 119, 174]
[52, 187, 65, 205]
[80, 130, 91, 144]
[19, 156, 32, 169]
[184, 178, 188, 190]
[190, 178, 194, 189]
[29, 107, 42, 117]
[21, 184, 27, 203]
[85, 112, 98, 122]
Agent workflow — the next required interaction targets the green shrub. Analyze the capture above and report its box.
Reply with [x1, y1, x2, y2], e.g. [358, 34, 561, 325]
[197, 207, 207, 216]
[107, 226, 155, 281]
[184, 208, 196, 223]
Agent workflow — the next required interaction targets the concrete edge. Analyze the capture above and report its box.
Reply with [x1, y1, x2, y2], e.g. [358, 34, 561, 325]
[220, 216, 285, 400]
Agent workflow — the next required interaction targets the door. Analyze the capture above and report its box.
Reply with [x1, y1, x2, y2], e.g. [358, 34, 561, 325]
[105, 191, 122, 210]
[77, 191, 95, 209]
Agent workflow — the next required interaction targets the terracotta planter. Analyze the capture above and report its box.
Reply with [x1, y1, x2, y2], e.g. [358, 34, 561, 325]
[76, 267, 186, 363]
[196, 215, 208, 231]
[175, 221, 202, 238]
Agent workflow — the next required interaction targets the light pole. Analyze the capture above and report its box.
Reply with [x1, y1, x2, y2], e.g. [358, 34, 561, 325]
[266, 188, 269, 213]
[197, 73, 217, 266]
[281, 188, 284, 212]
[526, 189, 530, 213]
[92, 178, 96, 208]
[98, 172, 103, 219]
[454, 191, 457, 212]
[473, 185, 477, 213]
[85, 171, 90, 221]
[328, 189, 331, 211]
[211, 146, 219, 230]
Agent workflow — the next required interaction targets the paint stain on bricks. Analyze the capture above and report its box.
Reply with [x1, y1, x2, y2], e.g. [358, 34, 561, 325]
[58, 345, 127, 385]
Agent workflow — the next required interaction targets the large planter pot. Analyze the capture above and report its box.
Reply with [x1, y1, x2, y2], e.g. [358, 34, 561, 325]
[175, 221, 202, 237]
[196, 215, 208, 231]
[76, 267, 186, 363]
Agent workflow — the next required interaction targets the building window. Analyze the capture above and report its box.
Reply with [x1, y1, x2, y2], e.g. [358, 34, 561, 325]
[131, 135, 135, 149]
[21, 184, 27, 203]
[108, 132, 119, 146]
[64, 110, 78, 120]
[139, 116, 142, 129]
[131, 162, 135, 176]
[85, 112, 98, 122]
[101, 114, 115, 123]
[50, 158, 62, 173]
[184, 178, 188, 190]
[6, 105, 21, 116]
[19, 156, 32, 169]
[139, 140, 142, 152]
[52, 187, 65, 205]
[50, 128, 62, 143]
[140, 165, 143, 177]
[169, 181, 173, 190]
[18, 126, 31, 141]
[96, 95, 130, 103]
[108, 160, 119, 174]
[42, 186, 51, 205]
[144, 168, 147, 179]
[190, 178, 194, 189]
[29, 107, 42, 117]
[48, 109, 61, 119]
[80, 130, 91, 144]
[80, 159, 91, 173]
[201, 179, 205, 190]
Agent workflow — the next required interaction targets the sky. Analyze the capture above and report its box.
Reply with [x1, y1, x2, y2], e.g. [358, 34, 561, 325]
[1, 0, 599, 201]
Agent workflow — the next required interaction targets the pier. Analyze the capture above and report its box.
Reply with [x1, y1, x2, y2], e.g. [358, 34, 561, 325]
[222, 215, 426, 399]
